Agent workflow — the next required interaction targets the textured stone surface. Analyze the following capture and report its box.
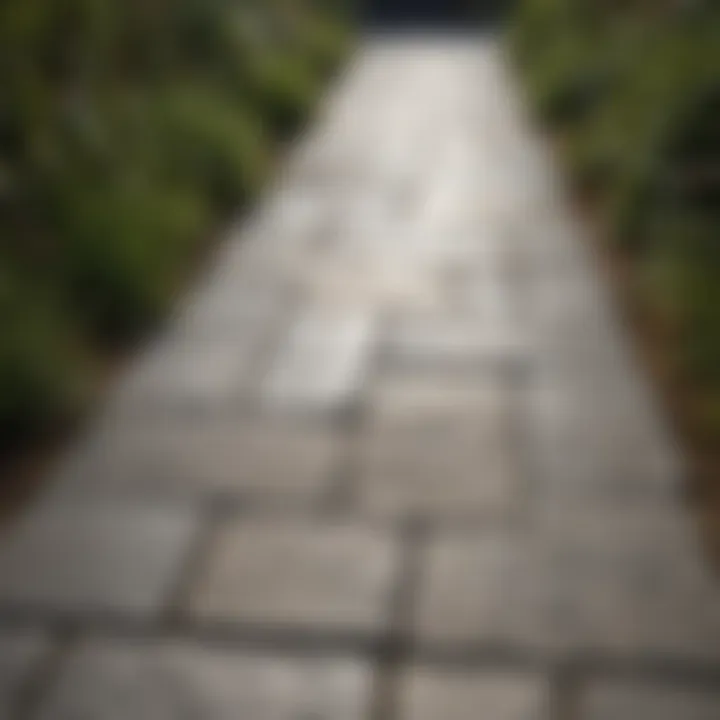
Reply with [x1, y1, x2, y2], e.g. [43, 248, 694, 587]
[537, 509, 720, 662]
[359, 376, 516, 519]
[384, 315, 525, 370]
[0, 632, 49, 720]
[36, 640, 371, 720]
[191, 520, 398, 634]
[399, 669, 549, 720]
[415, 533, 553, 650]
[263, 311, 375, 414]
[52, 418, 339, 503]
[114, 338, 257, 412]
[580, 682, 720, 720]
[0, 503, 198, 617]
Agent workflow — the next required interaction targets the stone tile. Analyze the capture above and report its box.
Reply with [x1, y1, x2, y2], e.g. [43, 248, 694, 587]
[173, 279, 286, 342]
[262, 311, 375, 415]
[359, 376, 516, 519]
[52, 418, 339, 504]
[399, 668, 549, 720]
[0, 503, 198, 618]
[383, 314, 526, 370]
[537, 509, 720, 662]
[191, 520, 398, 635]
[527, 360, 681, 505]
[0, 632, 49, 720]
[580, 681, 720, 720]
[415, 533, 554, 651]
[114, 338, 257, 413]
[36, 640, 371, 720]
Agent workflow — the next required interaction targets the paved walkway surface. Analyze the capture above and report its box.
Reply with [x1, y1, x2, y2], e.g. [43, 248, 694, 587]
[1, 36, 719, 720]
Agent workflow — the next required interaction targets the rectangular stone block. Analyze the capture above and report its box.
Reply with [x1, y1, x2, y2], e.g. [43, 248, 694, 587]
[399, 668, 549, 720]
[191, 520, 398, 636]
[0, 503, 199, 618]
[383, 315, 526, 371]
[415, 533, 554, 651]
[114, 338, 257, 413]
[173, 279, 286, 342]
[36, 640, 371, 720]
[359, 376, 516, 519]
[536, 508, 720, 663]
[263, 311, 375, 414]
[51, 418, 339, 504]
[580, 682, 720, 720]
[0, 631, 49, 720]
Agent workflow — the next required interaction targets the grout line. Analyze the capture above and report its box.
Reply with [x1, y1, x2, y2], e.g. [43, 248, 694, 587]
[368, 519, 429, 720]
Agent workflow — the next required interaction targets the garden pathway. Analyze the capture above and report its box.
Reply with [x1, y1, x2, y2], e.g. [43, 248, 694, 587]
[0, 35, 719, 720]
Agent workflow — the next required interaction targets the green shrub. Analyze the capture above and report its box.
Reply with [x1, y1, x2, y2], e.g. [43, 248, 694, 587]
[54, 174, 208, 341]
[0, 270, 80, 449]
[247, 50, 321, 137]
[0, 0, 353, 449]
[151, 86, 269, 211]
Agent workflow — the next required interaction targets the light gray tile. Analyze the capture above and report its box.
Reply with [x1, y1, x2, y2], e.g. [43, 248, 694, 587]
[0, 632, 49, 720]
[359, 376, 516, 519]
[400, 668, 549, 720]
[37, 640, 371, 720]
[0, 503, 198, 618]
[581, 682, 720, 720]
[263, 311, 375, 414]
[191, 520, 398, 635]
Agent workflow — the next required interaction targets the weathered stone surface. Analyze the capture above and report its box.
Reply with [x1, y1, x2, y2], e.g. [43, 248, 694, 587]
[52, 418, 339, 503]
[36, 640, 371, 720]
[263, 311, 375, 414]
[359, 376, 516, 519]
[527, 362, 681, 506]
[415, 533, 553, 650]
[114, 338, 257, 412]
[537, 509, 720, 662]
[580, 682, 720, 720]
[173, 279, 285, 342]
[191, 520, 398, 635]
[399, 668, 549, 720]
[384, 315, 525, 370]
[0, 632, 49, 720]
[0, 503, 198, 618]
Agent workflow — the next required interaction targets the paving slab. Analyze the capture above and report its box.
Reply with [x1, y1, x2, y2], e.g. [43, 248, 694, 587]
[536, 508, 720, 663]
[0, 631, 49, 720]
[399, 668, 549, 720]
[415, 533, 555, 652]
[580, 681, 720, 720]
[262, 310, 375, 415]
[36, 640, 371, 720]
[173, 278, 287, 342]
[0, 503, 198, 619]
[359, 376, 517, 519]
[191, 520, 398, 636]
[383, 314, 526, 371]
[51, 417, 339, 504]
[113, 338, 258, 413]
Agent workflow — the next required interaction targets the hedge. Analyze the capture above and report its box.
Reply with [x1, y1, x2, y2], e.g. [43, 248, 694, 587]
[0, 0, 353, 452]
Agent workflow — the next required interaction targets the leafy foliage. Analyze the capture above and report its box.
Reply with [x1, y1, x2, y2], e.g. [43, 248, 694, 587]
[0, 0, 352, 448]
